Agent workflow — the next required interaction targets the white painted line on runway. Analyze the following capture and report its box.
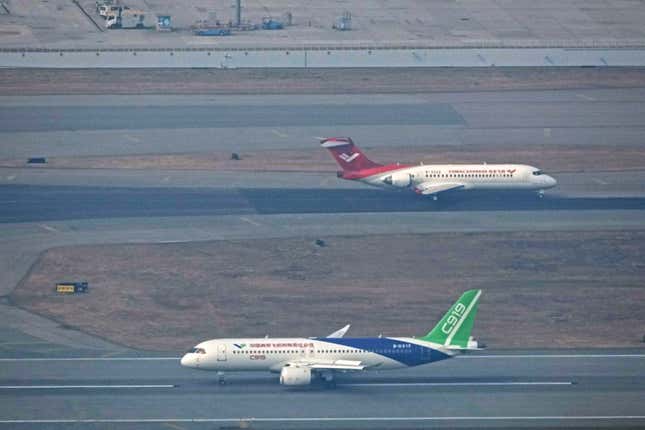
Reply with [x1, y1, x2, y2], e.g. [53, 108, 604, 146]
[1, 416, 644, 424]
[0, 384, 175, 390]
[592, 178, 609, 185]
[123, 134, 141, 143]
[1, 354, 644, 362]
[460, 354, 645, 359]
[346, 381, 573, 387]
[0, 357, 180, 362]
[6, 175, 16, 181]
[38, 224, 60, 233]
[576, 93, 596, 101]
[271, 129, 288, 138]
[240, 216, 261, 226]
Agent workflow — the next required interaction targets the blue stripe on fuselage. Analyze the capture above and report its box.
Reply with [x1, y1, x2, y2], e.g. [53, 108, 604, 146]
[319, 338, 450, 367]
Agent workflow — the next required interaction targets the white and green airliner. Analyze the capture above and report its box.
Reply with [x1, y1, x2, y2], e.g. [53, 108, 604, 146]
[181, 290, 482, 386]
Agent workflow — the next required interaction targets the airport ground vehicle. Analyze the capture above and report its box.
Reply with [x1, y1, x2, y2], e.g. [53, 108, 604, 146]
[55, 282, 89, 294]
[106, 9, 147, 29]
[193, 27, 231, 36]
[261, 17, 284, 30]
[98, 3, 125, 18]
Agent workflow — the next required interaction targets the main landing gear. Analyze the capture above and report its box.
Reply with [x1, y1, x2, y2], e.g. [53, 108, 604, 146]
[319, 371, 337, 388]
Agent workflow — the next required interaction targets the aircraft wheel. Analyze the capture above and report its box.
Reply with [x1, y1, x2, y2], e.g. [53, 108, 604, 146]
[323, 379, 337, 389]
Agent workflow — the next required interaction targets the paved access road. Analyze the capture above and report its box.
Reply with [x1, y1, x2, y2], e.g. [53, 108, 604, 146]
[1, 89, 645, 158]
[0, 351, 643, 429]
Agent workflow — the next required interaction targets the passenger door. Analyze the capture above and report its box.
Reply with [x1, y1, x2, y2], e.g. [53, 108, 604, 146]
[217, 343, 227, 361]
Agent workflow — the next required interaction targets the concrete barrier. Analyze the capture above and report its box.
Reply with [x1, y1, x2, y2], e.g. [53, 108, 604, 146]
[1, 47, 645, 68]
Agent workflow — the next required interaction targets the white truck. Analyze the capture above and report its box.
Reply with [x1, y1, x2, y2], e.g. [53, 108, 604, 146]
[106, 8, 147, 29]
[98, 3, 124, 19]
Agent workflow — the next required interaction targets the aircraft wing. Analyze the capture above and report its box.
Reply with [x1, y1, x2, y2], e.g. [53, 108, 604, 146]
[289, 359, 365, 371]
[414, 182, 465, 196]
[326, 324, 351, 338]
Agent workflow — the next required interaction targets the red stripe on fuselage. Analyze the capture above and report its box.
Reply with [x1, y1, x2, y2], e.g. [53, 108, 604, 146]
[340, 164, 414, 180]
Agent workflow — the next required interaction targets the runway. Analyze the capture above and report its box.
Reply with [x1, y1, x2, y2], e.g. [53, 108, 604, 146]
[2, 184, 645, 224]
[0, 351, 643, 429]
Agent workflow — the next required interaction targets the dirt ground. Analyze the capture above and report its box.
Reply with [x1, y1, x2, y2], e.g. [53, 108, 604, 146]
[12, 231, 645, 351]
[1, 67, 645, 95]
[3, 143, 645, 174]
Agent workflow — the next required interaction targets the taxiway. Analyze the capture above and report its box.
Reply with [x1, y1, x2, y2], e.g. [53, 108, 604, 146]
[0, 351, 643, 429]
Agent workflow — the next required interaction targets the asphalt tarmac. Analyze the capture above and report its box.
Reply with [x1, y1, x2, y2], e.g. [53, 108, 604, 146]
[2, 184, 645, 223]
[0, 351, 643, 429]
[0, 103, 466, 133]
[2, 90, 645, 159]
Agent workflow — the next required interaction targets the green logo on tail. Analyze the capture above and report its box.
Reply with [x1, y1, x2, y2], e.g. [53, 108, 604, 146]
[421, 290, 482, 348]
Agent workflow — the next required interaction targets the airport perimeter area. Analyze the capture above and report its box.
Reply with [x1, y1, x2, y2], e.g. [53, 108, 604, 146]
[3, 0, 645, 67]
[1, 0, 645, 428]
[0, 69, 644, 428]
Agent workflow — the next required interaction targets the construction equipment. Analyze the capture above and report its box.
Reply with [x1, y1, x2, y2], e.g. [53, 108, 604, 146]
[261, 16, 283, 30]
[156, 15, 171, 31]
[106, 8, 147, 29]
[333, 11, 352, 31]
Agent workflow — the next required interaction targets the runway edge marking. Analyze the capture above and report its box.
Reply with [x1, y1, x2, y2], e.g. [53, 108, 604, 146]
[0, 384, 175, 389]
[1, 416, 644, 424]
[2, 354, 644, 362]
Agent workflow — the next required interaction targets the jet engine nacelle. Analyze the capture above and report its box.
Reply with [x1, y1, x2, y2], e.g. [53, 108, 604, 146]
[279, 365, 312, 386]
[383, 172, 411, 187]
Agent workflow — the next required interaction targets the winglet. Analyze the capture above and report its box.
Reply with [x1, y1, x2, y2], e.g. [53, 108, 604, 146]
[421, 290, 482, 348]
[326, 324, 351, 338]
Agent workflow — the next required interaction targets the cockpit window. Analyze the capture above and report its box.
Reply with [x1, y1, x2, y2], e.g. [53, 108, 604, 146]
[188, 347, 206, 354]
[532, 170, 543, 176]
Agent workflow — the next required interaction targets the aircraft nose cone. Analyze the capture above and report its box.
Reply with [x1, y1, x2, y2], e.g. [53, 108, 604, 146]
[546, 175, 557, 188]
[180, 354, 193, 368]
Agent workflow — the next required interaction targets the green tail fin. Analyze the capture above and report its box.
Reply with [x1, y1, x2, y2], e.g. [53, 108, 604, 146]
[421, 290, 482, 348]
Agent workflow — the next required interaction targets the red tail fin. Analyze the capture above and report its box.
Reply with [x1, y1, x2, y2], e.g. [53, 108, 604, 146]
[321, 137, 382, 172]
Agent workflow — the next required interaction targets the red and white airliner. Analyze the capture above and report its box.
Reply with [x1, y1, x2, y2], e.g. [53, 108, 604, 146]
[322, 137, 557, 199]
